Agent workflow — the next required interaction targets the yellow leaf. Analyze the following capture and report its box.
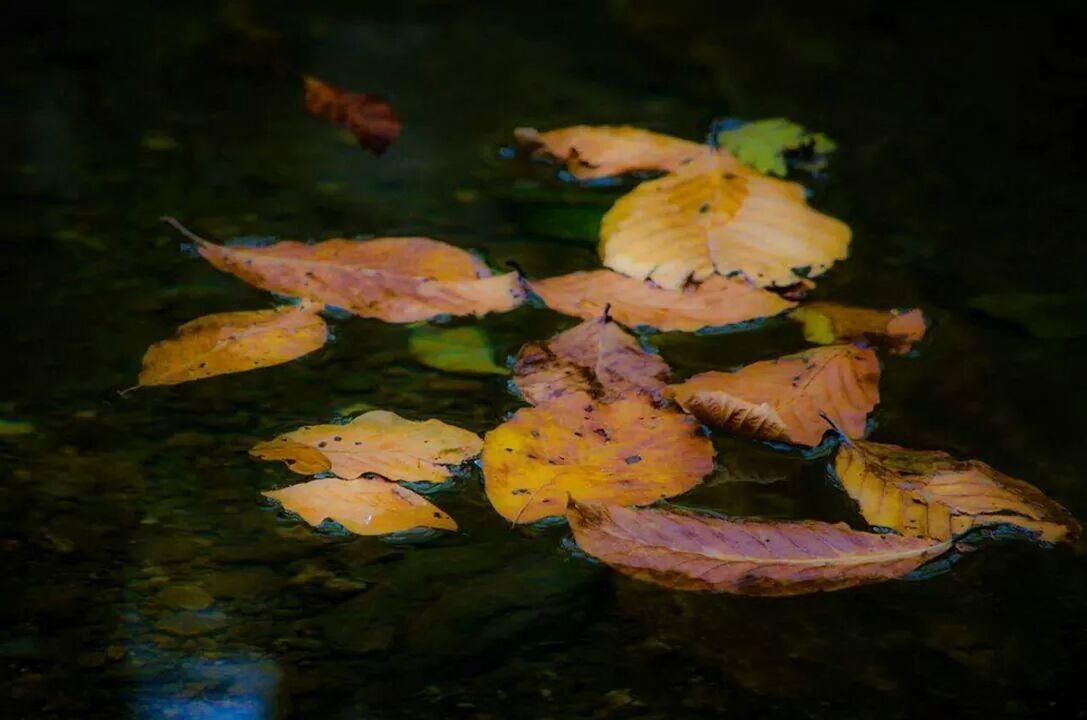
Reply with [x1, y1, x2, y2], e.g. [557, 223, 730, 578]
[791, 302, 926, 354]
[409, 325, 509, 375]
[717, 118, 837, 177]
[514, 125, 705, 180]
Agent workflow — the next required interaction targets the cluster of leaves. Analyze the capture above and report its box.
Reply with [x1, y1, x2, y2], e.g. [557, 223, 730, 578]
[134, 88, 1080, 596]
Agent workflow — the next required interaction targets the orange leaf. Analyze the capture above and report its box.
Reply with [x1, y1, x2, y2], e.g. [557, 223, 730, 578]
[530, 269, 796, 333]
[567, 501, 951, 596]
[482, 392, 713, 524]
[791, 302, 926, 354]
[665, 345, 880, 447]
[834, 440, 1081, 543]
[514, 125, 707, 180]
[512, 313, 669, 405]
[251, 410, 482, 483]
[137, 303, 327, 387]
[304, 76, 402, 155]
[264, 477, 456, 536]
[192, 233, 524, 323]
[600, 152, 850, 289]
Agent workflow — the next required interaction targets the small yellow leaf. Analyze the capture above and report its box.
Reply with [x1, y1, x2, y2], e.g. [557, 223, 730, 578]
[717, 118, 837, 176]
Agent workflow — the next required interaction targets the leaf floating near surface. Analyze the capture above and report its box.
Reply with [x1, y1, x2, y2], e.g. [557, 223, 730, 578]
[514, 125, 706, 181]
[409, 325, 509, 376]
[512, 312, 669, 405]
[304, 75, 402, 155]
[137, 303, 328, 387]
[600, 151, 851, 289]
[530, 269, 796, 333]
[566, 501, 951, 596]
[716, 118, 837, 177]
[482, 392, 714, 524]
[251, 410, 482, 484]
[264, 477, 456, 536]
[834, 440, 1081, 543]
[791, 302, 926, 354]
[665, 345, 880, 447]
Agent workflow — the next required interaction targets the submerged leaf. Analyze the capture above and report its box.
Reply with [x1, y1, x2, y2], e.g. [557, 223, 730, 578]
[834, 440, 1080, 543]
[304, 76, 402, 155]
[264, 477, 456, 536]
[566, 501, 950, 596]
[665, 345, 880, 447]
[791, 302, 925, 353]
[409, 325, 508, 375]
[482, 393, 713, 524]
[512, 313, 669, 405]
[138, 303, 328, 386]
[717, 118, 837, 176]
[251, 410, 482, 483]
[514, 125, 706, 180]
[530, 269, 796, 333]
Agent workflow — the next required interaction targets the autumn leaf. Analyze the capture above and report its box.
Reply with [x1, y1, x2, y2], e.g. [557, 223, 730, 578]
[512, 312, 669, 405]
[304, 76, 402, 155]
[791, 302, 926, 354]
[482, 393, 713, 524]
[600, 151, 851, 289]
[264, 477, 456, 536]
[514, 125, 706, 181]
[168, 220, 525, 323]
[251, 410, 482, 483]
[566, 501, 951, 596]
[834, 440, 1081, 543]
[409, 325, 509, 376]
[137, 303, 327, 387]
[665, 345, 880, 447]
[530, 269, 796, 333]
[716, 118, 837, 177]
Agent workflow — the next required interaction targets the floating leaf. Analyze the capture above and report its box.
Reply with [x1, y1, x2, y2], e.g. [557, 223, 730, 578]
[137, 303, 328, 387]
[179, 222, 524, 323]
[264, 477, 456, 536]
[566, 501, 950, 596]
[304, 76, 402, 155]
[251, 410, 481, 484]
[482, 393, 713, 524]
[409, 325, 508, 375]
[514, 125, 706, 181]
[834, 440, 1080, 543]
[512, 313, 669, 405]
[665, 345, 880, 447]
[791, 302, 925, 353]
[600, 152, 850, 289]
[717, 118, 837, 177]
[530, 269, 796, 333]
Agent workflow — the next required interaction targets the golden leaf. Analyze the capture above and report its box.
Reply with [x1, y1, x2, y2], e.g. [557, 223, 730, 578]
[791, 302, 926, 354]
[514, 125, 706, 180]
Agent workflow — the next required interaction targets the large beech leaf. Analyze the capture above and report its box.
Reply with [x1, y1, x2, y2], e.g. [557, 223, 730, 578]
[514, 125, 706, 181]
[251, 410, 481, 484]
[191, 231, 524, 323]
[530, 269, 796, 333]
[566, 501, 950, 596]
[137, 303, 327, 387]
[263, 477, 455, 536]
[512, 313, 669, 405]
[482, 393, 713, 524]
[600, 152, 850, 289]
[304, 76, 402, 155]
[791, 302, 926, 354]
[665, 345, 880, 447]
[834, 440, 1081, 543]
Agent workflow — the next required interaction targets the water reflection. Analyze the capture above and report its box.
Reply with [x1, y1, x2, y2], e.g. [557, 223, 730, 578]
[132, 651, 279, 720]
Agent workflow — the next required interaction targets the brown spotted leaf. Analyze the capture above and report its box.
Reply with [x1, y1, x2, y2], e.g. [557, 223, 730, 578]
[567, 501, 950, 596]
[514, 125, 707, 180]
[304, 76, 402, 155]
[791, 302, 926, 354]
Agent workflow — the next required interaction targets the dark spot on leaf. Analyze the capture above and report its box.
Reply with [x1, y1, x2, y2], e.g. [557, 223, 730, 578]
[624, 455, 642, 465]
[317, 441, 327, 448]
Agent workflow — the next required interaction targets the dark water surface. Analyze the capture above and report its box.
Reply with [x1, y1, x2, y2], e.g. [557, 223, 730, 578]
[3, 2, 1087, 718]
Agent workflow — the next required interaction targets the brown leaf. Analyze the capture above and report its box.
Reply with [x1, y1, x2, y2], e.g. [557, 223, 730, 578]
[834, 440, 1081, 543]
[530, 269, 796, 333]
[251, 410, 482, 484]
[567, 501, 951, 596]
[665, 345, 880, 447]
[514, 125, 707, 180]
[304, 76, 402, 155]
[482, 393, 713, 524]
[137, 303, 327, 387]
[512, 313, 669, 405]
[791, 302, 926, 354]
[264, 477, 456, 536]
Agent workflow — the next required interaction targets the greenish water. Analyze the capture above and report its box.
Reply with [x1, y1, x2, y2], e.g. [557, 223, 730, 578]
[3, 2, 1086, 718]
